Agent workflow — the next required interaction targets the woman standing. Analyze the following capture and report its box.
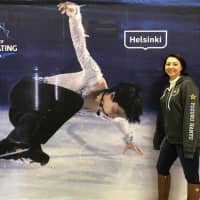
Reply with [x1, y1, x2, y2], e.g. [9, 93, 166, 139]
[153, 54, 200, 200]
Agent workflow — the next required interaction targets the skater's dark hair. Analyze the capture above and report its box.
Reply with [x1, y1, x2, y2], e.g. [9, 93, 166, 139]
[106, 82, 142, 123]
[163, 54, 188, 76]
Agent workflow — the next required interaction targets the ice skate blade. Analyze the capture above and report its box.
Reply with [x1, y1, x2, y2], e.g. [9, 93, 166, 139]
[0, 148, 30, 159]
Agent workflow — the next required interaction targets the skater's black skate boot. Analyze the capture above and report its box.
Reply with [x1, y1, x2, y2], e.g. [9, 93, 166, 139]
[0, 139, 49, 166]
[0, 139, 12, 154]
[27, 145, 49, 166]
[0, 138, 30, 158]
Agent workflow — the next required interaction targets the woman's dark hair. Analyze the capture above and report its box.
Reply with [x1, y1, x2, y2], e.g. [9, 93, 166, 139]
[107, 82, 142, 123]
[163, 54, 188, 76]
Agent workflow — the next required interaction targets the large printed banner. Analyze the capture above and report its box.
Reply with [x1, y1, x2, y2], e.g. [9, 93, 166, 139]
[0, 1, 200, 200]
[0, 0, 200, 108]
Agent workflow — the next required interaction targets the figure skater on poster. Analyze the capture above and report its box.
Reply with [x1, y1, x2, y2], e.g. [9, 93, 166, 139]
[0, 2, 143, 165]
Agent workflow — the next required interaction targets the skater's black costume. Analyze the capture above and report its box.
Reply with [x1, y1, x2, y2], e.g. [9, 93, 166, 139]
[0, 77, 83, 165]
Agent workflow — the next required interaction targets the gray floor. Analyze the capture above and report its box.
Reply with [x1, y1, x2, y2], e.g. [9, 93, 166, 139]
[0, 110, 188, 200]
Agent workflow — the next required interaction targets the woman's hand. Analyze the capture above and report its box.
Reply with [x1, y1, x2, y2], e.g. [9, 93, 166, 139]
[123, 143, 144, 156]
[57, 2, 78, 17]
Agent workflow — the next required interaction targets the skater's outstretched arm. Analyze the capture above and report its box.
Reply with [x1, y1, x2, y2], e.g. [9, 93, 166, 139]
[114, 118, 144, 156]
[46, 2, 107, 94]
[58, 2, 108, 95]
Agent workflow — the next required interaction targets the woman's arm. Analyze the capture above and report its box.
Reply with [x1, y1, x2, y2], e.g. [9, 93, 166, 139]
[153, 108, 165, 150]
[182, 78, 200, 159]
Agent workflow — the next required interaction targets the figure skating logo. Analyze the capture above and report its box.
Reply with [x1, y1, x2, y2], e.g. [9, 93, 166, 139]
[0, 22, 18, 59]
[0, 23, 10, 38]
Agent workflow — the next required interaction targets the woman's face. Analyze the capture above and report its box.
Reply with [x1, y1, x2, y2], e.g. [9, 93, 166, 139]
[102, 92, 126, 119]
[165, 56, 183, 80]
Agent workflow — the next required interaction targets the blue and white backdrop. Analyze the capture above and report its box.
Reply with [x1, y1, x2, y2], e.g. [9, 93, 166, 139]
[0, 1, 199, 200]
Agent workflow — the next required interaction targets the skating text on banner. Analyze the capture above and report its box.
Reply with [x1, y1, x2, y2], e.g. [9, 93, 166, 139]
[0, 22, 18, 59]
